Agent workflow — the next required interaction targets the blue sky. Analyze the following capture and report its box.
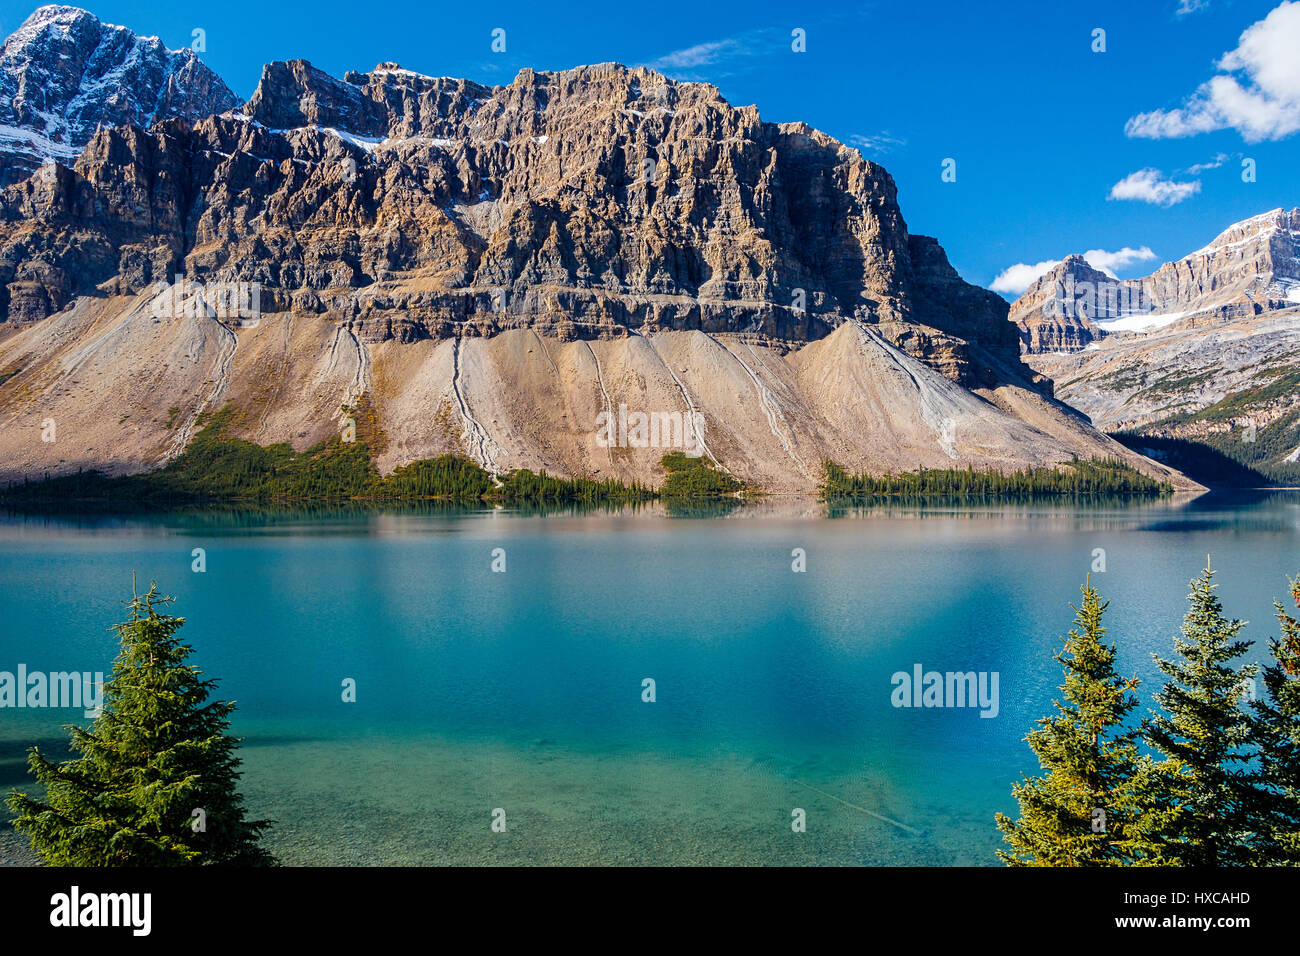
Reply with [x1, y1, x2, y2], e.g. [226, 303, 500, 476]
[4, 0, 1298, 296]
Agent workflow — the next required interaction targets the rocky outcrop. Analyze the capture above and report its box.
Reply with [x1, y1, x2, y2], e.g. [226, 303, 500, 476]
[1011, 255, 1111, 353]
[0, 5, 239, 184]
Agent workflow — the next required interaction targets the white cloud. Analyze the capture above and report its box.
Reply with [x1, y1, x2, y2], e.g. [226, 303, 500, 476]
[1176, 0, 1210, 16]
[849, 132, 906, 154]
[646, 39, 742, 70]
[641, 28, 785, 79]
[990, 247, 1158, 296]
[1184, 152, 1229, 173]
[1108, 167, 1202, 206]
[991, 260, 1061, 295]
[642, 11, 868, 80]
[1126, 1, 1300, 142]
[1080, 246, 1158, 276]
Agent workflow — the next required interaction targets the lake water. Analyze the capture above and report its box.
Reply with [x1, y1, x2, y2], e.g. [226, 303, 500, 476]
[2, 492, 1298, 866]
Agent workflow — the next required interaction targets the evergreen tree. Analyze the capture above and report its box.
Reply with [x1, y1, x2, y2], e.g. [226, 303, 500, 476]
[1252, 576, 1300, 864]
[997, 579, 1168, 865]
[1145, 562, 1258, 866]
[7, 584, 275, 865]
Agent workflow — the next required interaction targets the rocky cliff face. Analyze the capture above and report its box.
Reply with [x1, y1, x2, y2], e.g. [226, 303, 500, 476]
[1015, 208, 1300, 355]
[0, 5, 238, 185]
[0, 10, 1191, 493]
[0, 54, 1025, 383]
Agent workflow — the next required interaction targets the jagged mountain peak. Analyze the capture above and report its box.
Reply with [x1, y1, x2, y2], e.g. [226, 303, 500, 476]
[2, 46, 1015, 372]
[0, 4, 239, 182]
[1186, 206, 1299, 261]
[4, 4, 98, 42]
[4, 5, 186, 68]
[245, 57, 728, 143]
[0, 10, 1019, 391]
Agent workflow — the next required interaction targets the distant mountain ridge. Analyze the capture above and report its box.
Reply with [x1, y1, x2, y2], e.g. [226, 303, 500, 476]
[0, 5, 238, 183]
[1014, 207, 1300, 355]
[1023, 209, 1300, 484]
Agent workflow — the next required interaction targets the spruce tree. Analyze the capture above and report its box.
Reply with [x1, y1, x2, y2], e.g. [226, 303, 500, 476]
[6, 583, 275, 865]
[1252, 576, 1300, 864]
[1145, 562, 1258, 866]
[997, 579, 1167, 865]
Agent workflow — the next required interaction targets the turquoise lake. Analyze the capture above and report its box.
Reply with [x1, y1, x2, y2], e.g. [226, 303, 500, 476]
[2, 492, 1298, 865]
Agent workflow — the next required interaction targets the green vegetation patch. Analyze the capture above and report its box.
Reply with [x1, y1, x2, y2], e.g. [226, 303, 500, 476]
[1093, 368, 1147, 394]
[659, 451, 745, 498]
[1182, 367, 1300, 424]
[1131, 368, 1217, 401]
[1, 408, 718, 505]
[1138, 369, 1300, 484]
[818, 457, 1173, 500]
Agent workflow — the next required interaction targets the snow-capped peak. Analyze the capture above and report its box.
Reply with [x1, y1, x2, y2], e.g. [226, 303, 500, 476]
[2, 6, 166, 57]
[1186, 207, 1292, 259]
[0, 5, 240, 181]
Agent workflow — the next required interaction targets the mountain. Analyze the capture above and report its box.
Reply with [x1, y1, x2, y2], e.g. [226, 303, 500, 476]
[1015, 208, 1300, 355]
[0, 10, 1194, 494]
[1022, 209, 1300, 483]
[1011, 255, 1119, 354]
[0, 5, 238, 184]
